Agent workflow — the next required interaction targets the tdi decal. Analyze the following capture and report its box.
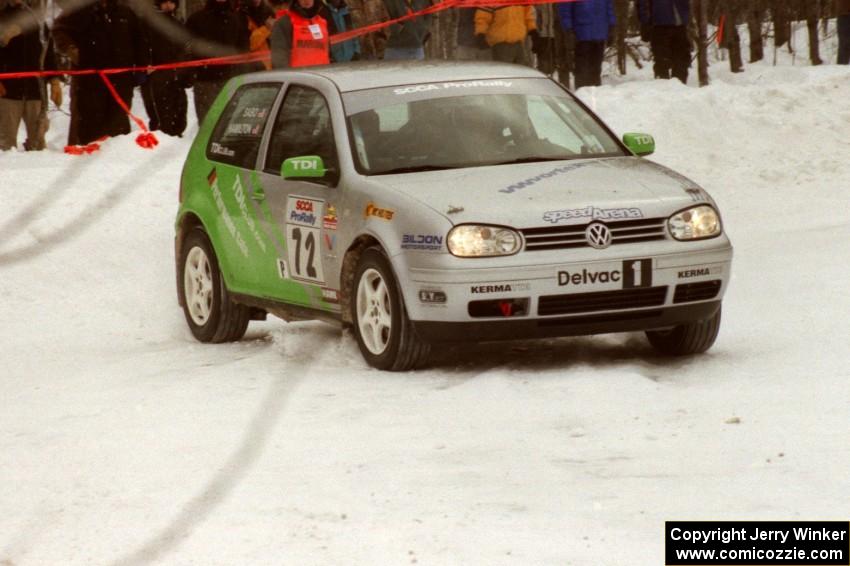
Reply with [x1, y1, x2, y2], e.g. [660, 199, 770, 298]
[401, 234, 444, 251]
[543, 206, 643, 224]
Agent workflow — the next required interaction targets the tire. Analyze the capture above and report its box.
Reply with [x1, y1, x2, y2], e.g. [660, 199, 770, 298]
[179, 228, 250, 343]
[351, 247, 430, 371]
[645, 305, 722, 356]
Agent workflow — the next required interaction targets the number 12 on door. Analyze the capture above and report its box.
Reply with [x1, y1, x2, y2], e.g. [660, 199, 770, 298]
[286, 225, 324, 284]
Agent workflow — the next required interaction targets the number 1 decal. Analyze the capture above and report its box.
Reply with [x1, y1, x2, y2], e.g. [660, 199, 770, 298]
[622, 259, 652, 288]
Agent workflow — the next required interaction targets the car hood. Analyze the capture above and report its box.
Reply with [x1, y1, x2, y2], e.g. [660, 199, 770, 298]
[367, 156, 709, 228]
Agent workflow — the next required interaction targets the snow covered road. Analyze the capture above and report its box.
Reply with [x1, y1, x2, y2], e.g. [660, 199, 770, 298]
[1, 63, 849, 565]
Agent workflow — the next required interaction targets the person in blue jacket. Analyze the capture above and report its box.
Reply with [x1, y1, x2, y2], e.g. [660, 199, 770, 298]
[636, 0, 691, 83]
[557, 0, 615, 89]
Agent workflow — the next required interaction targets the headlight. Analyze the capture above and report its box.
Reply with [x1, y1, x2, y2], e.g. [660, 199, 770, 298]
[668, 205, 722, 241]
[447, 225, 521, 257]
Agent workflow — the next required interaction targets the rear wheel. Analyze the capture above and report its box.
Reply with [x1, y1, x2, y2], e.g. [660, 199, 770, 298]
[351, 247, 430, 371]
[179, 228, 250, 343]
[645, 305, 722, 355]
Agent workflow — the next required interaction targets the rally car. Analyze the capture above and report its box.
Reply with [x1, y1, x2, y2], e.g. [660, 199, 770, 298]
[175, 61, 733, 370]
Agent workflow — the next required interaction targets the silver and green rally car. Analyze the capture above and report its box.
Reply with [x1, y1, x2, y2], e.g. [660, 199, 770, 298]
[176, 61, 733, 370]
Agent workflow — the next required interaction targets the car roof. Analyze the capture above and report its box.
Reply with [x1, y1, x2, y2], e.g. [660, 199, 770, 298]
[246, 60, 547, 93]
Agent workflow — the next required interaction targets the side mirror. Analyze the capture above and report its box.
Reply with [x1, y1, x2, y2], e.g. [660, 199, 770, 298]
[282, 155, 326, 179]
[622, 132, 655, 156]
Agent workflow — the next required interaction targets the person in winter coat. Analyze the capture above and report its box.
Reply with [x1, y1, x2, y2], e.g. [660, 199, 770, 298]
[0, 0, 62, 150]
[240, 0, 275, 70]
[636, 0, 690, 83]
[320, 0, 361, 62]
[382, 0, 431, 60]
[474, 5, 538, 65]
[185, 0, 250, 124]
[270, 0, 330, 68]
[53, 0, 145, 146]
[558, 0, 615, 89]
[838, 0, 850, 65]
[140, 0, 188, 136]
[455, 7, 489, 60]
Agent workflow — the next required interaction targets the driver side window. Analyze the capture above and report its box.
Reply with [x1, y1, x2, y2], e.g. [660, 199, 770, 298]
[265, 85, 339, 184]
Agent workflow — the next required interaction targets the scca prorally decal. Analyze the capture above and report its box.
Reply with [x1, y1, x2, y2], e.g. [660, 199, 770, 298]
[286, 196, 322, 227]
[499, 161, 593, 194]
[393, 80, 513, 95]
[401, 234, 443, 251]
[543, 206, 643, 224]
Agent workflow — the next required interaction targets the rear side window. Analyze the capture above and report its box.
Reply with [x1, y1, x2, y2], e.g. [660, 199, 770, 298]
[207, 83, 280, 169]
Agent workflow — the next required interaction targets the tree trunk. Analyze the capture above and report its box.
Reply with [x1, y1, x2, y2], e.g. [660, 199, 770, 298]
[696, 0, 710, 86]
[772, 0, 792, 49]
[805, 0, 823, 65]
[747, 7, 764, 62]
[615, 0, 629, 75]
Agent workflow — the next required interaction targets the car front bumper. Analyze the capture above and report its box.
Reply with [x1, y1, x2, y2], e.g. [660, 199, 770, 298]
[396, 242, 733, 342]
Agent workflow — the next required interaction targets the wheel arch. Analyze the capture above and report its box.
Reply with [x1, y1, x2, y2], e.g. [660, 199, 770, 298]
[175, 212, 208, 308]
[339, 234, 384, 325]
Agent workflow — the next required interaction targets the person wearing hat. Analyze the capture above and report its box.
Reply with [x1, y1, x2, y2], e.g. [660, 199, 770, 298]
[140, 0, 188, 136]
[269, 0, 330, 68]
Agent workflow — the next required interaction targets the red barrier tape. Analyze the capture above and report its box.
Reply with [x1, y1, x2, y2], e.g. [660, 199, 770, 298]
[5, 0, 575, 154]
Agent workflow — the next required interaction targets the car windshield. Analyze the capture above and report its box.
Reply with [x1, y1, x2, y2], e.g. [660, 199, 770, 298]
[343, 79, 625, 175]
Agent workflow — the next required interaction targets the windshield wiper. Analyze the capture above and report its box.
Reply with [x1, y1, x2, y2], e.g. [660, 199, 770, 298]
[372, 164, 462, 175]
[488, 156, 576, 166]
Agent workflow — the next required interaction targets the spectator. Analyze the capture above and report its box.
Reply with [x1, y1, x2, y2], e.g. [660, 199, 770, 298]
[557, 0, 615, 89]
[838, 0, 850, 65]
[474, 5, 538, 65]
[186, 0, 250, 124]
[240, 0, 275, 70]
[269, 0, 330, 68]
[0, 0, 62, 151]
[53, 0, 144, 146]
[455, 7, 489, 61]
[636, 0, 690, 84]
[533, 3, 556, 75]
[346, 0, 388, 59]
[382, 0, 431, 60]
[140, 0, 188, 136]
[320, 0, 361, 63]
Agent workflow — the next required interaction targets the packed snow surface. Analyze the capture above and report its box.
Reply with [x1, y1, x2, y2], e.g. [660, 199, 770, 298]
[1, 57, 849, 565]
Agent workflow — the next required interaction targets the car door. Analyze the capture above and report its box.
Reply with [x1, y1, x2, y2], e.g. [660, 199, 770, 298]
[252, 83, 343, 312]
[203, 82, 282, 295]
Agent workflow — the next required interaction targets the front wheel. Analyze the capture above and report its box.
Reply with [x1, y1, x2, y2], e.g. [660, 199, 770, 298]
[351, 247, 430, 371]
[645, 305, 722, 356]
[179, 228, 250, 343]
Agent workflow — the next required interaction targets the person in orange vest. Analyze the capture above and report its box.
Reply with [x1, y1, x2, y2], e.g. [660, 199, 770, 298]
[270, 0, 331, 68]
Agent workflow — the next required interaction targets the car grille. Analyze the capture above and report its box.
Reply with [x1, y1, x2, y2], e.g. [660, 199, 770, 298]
[538, 286, 668, 316]
[673, 280, 722, 304]
[521, 218, 667, 252]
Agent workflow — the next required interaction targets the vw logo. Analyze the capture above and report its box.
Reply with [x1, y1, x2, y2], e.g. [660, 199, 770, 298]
[585, 222, 612, 249]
